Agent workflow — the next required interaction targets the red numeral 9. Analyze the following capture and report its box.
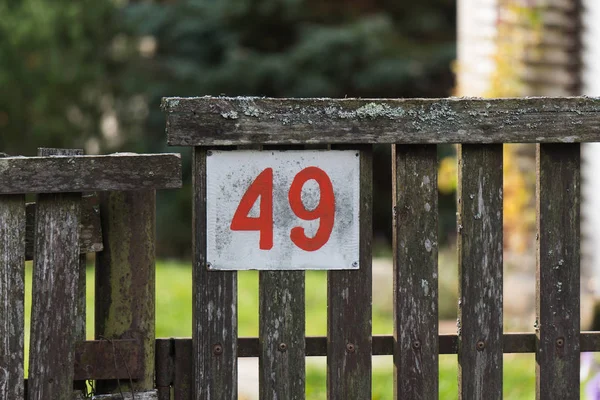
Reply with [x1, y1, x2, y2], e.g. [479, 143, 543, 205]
[230, 167, 335, 251]
[288, 167, 335, 251]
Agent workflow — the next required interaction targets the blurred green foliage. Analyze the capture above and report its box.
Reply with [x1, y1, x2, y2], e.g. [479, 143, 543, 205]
[0, 0, 456, 258]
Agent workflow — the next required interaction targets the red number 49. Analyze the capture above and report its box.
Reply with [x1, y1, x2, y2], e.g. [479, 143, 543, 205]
[230, 167, 335, 251]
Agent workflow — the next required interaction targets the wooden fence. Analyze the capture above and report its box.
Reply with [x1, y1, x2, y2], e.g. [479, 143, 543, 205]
[0, 96, 598, 399]
[161, 96, 595, 400]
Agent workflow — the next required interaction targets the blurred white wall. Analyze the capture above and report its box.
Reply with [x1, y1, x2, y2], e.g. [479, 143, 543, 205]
[457, 0, 498, 96]
[582, 0, 600, 294]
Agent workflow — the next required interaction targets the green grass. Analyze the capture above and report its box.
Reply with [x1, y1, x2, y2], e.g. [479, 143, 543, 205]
[22, 261, 590, 398]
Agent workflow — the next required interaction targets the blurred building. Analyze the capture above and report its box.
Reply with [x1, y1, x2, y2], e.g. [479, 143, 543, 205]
[457, 0, 600, 326]
[582, 0, 600, 296]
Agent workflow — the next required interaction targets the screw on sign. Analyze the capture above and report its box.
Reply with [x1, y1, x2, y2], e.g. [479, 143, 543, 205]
[206, 150, 360, 270]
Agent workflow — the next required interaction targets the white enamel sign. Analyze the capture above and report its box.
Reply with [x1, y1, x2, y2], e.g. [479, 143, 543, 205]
[206, 150, 360, 270]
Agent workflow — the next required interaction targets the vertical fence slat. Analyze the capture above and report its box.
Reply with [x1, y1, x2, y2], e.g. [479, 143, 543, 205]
[327, 145, 372, 399]
[155, 339, 173, 400]
[95, 190, 156, 393]
[536, 143, 580, 400]
[258, 144, 305, 400]
[28, 190, 81, 400]
[0, 193, 26, 400]
[37, 148, 87, 393]
[392, 144, 438, 399]
[193, 147, 237, 399]
[259, 271, 305, 400]
[174, 338, 193, 400]
[457, 144, 503, 400]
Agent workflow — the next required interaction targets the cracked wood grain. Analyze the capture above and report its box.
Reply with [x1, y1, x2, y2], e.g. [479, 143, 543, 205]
[24, 195, 102, 260]
[0, 194, 26, 400]
[193, 147, 237, 400]
[28, 190, 81, 400]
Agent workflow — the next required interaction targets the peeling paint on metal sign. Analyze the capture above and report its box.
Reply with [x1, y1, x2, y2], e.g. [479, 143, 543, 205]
[206, 150, 360, 270]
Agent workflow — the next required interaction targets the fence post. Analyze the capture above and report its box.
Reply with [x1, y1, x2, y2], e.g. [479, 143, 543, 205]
[536, 143, 580, 399]
[457, 144, 503, 399]
[95, 191, 156, 393]
[392, 144, 439, 399]
[37, 148, 87, 393]
[327, 145, 373, 399]
[192, 147, 238, 399]
[0, 189, 26, 400]
[28, 171, 82, 399]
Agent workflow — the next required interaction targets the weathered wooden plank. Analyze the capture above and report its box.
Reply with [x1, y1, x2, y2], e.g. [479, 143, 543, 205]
[73, 339, 143, 380]
[0, 153, 181, 194]
[25, 195, 103, 260]
[0, 194, 26, 400]
[259, 271, 305, 400]
[95, 191, 156, 394]
[155, 339, 173, 400]
[392, 144, 438, 399]
[89, 391, 158, 400]
[28, 191, 81, 400]
[327, 146, 372, 399]
[162, 96, 600, 145]
[457, 144, 503, 400]
[536, 143, 580, 400]
[173, 338, 193, 400]
[193, 147, 237, 399]
[256, 144, 305, 400]
[37, 148, 88, 395]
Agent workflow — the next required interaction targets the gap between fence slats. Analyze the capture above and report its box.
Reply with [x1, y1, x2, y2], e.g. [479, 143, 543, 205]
[327, 145, 373, 399]
[393, 144, 439, 399]
[193, 147, 238, 400]
[28, 189, 81, 400]
[536, 143, 580, 400]
[457, 144, 503, 400]
[0, 193, 26, 400]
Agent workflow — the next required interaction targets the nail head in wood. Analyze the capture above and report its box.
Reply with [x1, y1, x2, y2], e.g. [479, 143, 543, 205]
[213, 344, 223, 355]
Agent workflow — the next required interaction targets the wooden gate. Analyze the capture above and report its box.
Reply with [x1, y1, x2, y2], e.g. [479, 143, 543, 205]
[161, 96, 599, 400]
[0, 150, 181, 400]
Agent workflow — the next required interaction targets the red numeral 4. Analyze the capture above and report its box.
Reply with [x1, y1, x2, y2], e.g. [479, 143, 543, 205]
[230, 168, 274, 250]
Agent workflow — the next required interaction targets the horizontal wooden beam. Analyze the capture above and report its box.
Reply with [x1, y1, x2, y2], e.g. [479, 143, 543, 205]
[0, 154, 182, 194]
[74, 339, 142, 380]
[162, 96, 600, 145]
[25, 195, 103, 260]
[155, 333, 600, 362]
